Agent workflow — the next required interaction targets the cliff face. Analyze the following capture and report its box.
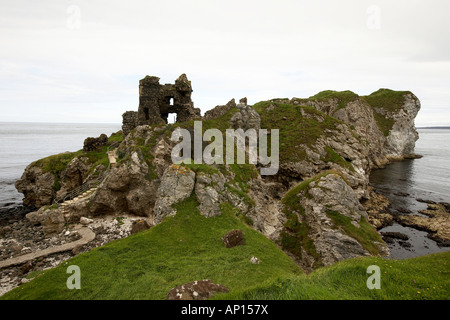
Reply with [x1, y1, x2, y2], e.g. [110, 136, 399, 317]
[292, 88, 421, 166]
[17, 89, 420, 270]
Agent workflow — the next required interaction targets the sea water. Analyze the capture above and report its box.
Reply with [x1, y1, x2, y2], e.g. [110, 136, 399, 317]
[370, 128, 450, 259]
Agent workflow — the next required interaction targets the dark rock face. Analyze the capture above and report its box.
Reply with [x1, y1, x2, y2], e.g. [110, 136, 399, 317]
[222, 229, 245, 248]
[166, 280, 229, 300]
[83, 134, 108, 152]
[122, 74, 201, 135]
[15, 167, 55, 208]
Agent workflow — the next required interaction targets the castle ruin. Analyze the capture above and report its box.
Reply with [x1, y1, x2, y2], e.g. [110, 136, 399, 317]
[122, 74, 201, 136]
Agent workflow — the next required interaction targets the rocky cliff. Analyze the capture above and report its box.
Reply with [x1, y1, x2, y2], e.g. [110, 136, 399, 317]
[15, 132, 123, 209]
[16, 88, 421, 271]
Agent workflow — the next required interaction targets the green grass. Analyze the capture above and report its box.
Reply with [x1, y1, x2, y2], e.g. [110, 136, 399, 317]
[33, 131, 125, 180]
[33, 151, 83, 176]
[363, 89, 411, 136]
[216, 252, 450, 300]
[363, 89, 411, 112]
[309, 90, 359, 112]
[1, 194, 301, 300]
[253, 102, 342, 163]
[322, 146, 355, 172]
[3, 194, 448, 300]
[228, 164, 258, 190]
[372, 111, 395, 137]
[182, 163, 220, 175]
[108, 131, 124, 143]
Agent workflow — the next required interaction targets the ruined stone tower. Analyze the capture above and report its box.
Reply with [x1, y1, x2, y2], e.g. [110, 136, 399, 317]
[122, 74, 201, 136]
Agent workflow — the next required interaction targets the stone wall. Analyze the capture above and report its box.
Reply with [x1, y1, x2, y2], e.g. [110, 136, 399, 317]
[122, 111, 138, 136]
[83, 134, 108, 152]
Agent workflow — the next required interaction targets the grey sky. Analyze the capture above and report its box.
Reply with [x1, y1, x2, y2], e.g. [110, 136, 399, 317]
[1, 0, 449, 126]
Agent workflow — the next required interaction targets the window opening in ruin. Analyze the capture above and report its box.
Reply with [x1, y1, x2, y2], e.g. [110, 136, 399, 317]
[169, 97, 174, 106]
[168, 113, 177, 124]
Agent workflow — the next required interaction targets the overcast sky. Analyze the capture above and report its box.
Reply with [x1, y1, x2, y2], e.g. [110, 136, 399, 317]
[1, 0, 449, 126]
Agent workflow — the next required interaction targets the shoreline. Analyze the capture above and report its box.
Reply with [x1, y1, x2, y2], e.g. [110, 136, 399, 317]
[368, 186, 450, 259]
[0, 210, 147, 297]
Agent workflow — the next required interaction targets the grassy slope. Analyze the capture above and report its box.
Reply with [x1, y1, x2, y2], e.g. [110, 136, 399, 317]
[252, 101, 343, 163]
[4, 194, 448, 300]
[216, 252, 450, 300]
[5, 91, 445, 300]
[1, 195, 301, 300]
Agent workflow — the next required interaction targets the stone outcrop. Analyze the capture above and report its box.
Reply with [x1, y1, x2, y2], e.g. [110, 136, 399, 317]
[89, 151, 159, 219]
[229, 98, 261, 131]
[203, 99, 236, 120]
[26, 207, 65, 235]
[59, 157, 89, 193]
[194, 172, 227, 218]
[15, 166, 54, 209]
[15, 136, 118, 209]
[278, 172, 388, 270]
[153, 165, 196, 224]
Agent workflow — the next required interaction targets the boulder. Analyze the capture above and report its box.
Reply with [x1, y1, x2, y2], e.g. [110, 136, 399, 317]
[60, 157, 89, 191]
[83, 134, 108, 152]
[89, 149, 159, 217]
[195, 172, 226, 218]
[166, 280, 229, 300]
[130, 219, 150, 234]
[80, 217, 93, 225]
[222, 229, 245, 248]
[15, 166, 55, 208]
[26, 207, 66, 236]
[153, 165, 196, 223]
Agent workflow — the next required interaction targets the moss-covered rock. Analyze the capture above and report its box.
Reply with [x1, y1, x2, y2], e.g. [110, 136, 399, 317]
[15, 132, 124, 208]
[280, 171, 388, 271]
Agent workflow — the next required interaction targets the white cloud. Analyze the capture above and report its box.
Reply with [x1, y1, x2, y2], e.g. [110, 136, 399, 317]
[0, 0, 449, 126]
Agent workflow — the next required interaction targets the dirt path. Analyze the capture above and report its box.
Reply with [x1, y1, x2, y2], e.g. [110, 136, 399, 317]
[0, 226, 95, 269]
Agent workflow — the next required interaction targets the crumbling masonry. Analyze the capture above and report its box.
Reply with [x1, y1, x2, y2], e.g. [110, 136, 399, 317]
[122, 74, 201, 136]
